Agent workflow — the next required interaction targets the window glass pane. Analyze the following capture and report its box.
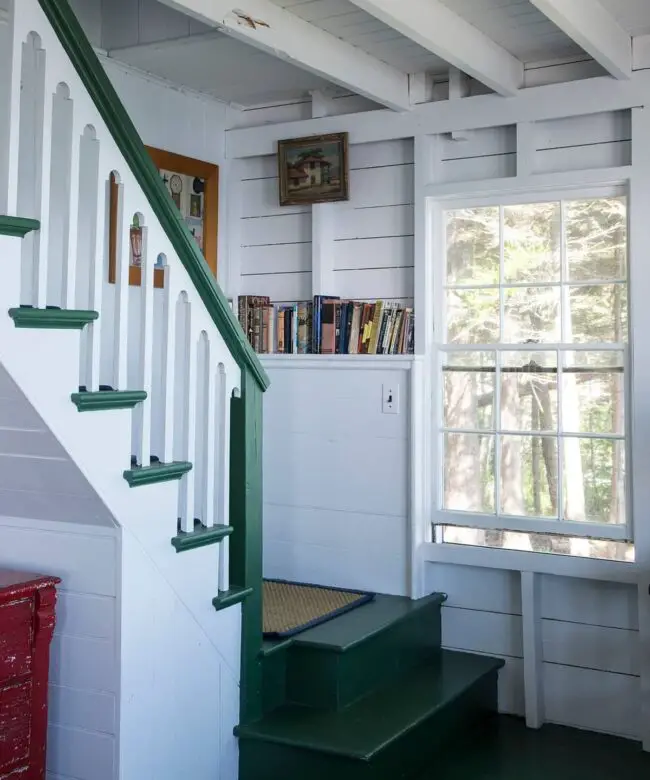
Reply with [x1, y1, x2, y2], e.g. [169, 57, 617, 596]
[447, 288, 499, 344]
[565, 197, 627, 282]
[562, 438, 625, 524]
[443, 433, 495, 513]
[443, 352, 495, 430]
[437, 525, 633, 561]
[568, 283, 627, 342]
[561, 352, 624, 434]
[446, 207, 499, 285]
[500, 435, 558, 518]
[500, 351, 557, 432]
[503, 286, 561, 342]
[504, 202, 561, 283]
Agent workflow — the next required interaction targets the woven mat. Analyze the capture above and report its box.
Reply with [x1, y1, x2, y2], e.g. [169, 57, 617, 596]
[263, 579, 374, 638]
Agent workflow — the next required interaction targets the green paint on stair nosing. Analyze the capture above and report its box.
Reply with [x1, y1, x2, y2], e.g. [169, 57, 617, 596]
[123, 460, 192, 487]
[171, 522, 233, 553]
[71, 390, 147, 412]
[0, 216, 40, 237]
[213, 585, 253, 611]
[9, 307, 99, 329]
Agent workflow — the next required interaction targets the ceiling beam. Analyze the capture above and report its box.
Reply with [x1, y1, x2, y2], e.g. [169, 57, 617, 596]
[346, 0, 523, 96]
[155, 0, 411, 111]
[529, 0, 631, 80]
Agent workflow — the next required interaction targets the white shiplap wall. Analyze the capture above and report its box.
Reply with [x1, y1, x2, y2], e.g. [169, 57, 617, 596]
[229, 97, 639, 738]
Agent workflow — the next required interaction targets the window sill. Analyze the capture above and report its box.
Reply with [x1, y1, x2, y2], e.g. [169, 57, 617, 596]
[421, 541, 638, 583]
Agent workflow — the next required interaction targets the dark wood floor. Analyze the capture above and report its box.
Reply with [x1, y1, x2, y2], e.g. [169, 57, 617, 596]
[419, 716, 650, 780]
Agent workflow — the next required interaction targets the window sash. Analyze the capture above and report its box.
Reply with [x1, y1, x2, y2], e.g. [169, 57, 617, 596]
[435, 192, 631, 543]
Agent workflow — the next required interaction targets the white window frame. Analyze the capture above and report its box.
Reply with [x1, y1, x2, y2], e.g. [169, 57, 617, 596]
[430, 183, 632, 545]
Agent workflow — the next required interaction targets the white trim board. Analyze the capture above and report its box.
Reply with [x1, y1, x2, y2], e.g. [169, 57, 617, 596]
[226, 71, 650, 158]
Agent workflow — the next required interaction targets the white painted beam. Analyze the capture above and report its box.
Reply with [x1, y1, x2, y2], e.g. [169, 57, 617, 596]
[529, 0, 631, 80]
[633, 35, 650, 71]
[346, 0, 523, 96]
[155, 0, 410, 111]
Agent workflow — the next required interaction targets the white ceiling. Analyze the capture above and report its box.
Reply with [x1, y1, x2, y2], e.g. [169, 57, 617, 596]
[83, 0, 650, 109]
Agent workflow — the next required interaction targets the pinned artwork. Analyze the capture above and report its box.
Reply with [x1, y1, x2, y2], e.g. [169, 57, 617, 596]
[277, 132, 349, 206]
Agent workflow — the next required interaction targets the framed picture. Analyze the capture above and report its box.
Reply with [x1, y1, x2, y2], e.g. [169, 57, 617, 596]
[277, 132, 349, 206]
[108, 147, 219, 288]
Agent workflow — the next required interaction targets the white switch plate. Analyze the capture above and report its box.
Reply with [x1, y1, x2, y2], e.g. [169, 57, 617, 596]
[382, 383, 399, 414]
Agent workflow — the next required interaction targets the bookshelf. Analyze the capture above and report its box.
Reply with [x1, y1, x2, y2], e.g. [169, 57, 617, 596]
[237, 296, 415, 356]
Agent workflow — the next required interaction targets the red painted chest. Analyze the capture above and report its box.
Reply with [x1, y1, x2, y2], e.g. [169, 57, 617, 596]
[0, 570, 60, 780]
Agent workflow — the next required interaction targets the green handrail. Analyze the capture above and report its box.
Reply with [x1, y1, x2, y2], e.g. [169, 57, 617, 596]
[38, 0, 269, 392]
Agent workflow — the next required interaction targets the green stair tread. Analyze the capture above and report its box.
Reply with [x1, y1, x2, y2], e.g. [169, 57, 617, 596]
[260, 636, 294, 658]
[71, 390, 147, 411]
[123, 460, 192, 487]
[292, 592, 447, 653]
[9, 307, 99, 329]
[238, 649, 503, 760]
[0, 216, 40, 237]
[213, 585, 254, 611]
[172, 521, 233, 552]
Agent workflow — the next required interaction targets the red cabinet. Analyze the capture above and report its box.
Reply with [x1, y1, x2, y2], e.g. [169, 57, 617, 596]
[0, 570, 60, 780]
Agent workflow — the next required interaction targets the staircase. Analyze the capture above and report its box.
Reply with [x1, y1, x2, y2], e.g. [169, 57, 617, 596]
[0, 0, 267, 775]
[239, 593, 504, 780]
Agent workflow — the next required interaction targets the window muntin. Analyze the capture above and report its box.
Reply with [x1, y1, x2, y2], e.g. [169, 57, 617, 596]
[439, 196, 629, 542]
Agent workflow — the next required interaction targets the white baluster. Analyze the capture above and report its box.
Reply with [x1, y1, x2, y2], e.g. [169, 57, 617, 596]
[46, 82, 72, 308]
[218, 374, 233, 593]
[174, 293, 193, 532]
[34, 68, 59, 309]
[62, 107, 84, 310]
[84, 163, 108, 391]
[5, 4, 26, 215]
[198, 334, 216, 528]
[180, 326, 198, 533]
[16, 33, 45, 306]
[0, 0, 16, 214]
[158, 264, 176, 464]
[113, 191, 136, 389]
[219, 539, 230, 594]
[135, 221, 154, 469]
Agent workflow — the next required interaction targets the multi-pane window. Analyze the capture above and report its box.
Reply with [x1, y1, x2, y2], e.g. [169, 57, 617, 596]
[436, 195, 630, 557]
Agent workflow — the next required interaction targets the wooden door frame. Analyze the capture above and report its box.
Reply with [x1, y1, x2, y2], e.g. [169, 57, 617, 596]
[108, 147, 219, 288]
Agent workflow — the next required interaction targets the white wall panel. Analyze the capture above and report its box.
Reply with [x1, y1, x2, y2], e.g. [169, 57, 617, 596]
[542, 620, 640, 676]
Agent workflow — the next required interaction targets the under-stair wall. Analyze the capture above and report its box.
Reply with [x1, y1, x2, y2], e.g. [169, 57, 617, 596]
[0, 0, 267, 777]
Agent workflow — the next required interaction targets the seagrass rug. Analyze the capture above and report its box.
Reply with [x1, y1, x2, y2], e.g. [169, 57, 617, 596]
[262, 579, 375, 638]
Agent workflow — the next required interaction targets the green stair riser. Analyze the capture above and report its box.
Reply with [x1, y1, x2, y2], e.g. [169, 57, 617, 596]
[213, 586, 254, 611]
[239, 672, 499, 780]
[0, 216, 40, 237]
[9, 307, 99, 329]
[172, 523, 233, 553]
[71, 390, 147, 412]
[285, 598, 443, 711]
[123, 461, 192, 487]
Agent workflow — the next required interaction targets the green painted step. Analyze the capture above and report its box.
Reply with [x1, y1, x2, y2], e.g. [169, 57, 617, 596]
[9, 307, 99, 329]
[0, 216, 40, 237]
[71, 390, 147, 412]
[172, 520, 233, 552]
[279, 593, 446, 712]
[213, 585, 254, 611]
[239, 650, 503, 780]
[123, 460, 192, 487]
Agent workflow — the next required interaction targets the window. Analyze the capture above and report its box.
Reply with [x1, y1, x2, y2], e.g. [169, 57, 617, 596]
[434, 193, 632, 561]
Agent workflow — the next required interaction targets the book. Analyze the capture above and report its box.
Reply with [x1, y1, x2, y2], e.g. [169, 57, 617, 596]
[237, 295, 415, 356]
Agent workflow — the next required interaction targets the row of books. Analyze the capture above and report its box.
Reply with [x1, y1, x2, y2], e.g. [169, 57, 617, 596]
[237, 295, 415, 355]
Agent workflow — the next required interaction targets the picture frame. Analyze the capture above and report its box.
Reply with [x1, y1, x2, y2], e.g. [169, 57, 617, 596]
[277, 132, 349, 206]
[108, 147, 219, 288]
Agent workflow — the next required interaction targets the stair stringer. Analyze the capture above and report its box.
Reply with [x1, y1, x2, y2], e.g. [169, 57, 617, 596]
[0, 235, 242, 779]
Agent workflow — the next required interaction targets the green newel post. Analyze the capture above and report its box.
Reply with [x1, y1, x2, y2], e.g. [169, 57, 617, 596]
[230, 368, 265, 724]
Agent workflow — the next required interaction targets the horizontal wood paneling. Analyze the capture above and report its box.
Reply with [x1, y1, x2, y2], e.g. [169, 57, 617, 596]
[541, 620, 640, 676]
[540, 576, 638, 630]
[349, 164, 414, 208]
[47, 724, 115, 780]
[241, 213, 311, 245]
[442, 607, 524, 658]
[334, 204, 413, 241]
[263, 504, 408, 595]
[241, 242, 311, 276]
[55, 592, 116, 640]
[543, 664, 641, 738]
[426, 563, 522, 615]
[333, 236, 413, 270]
[333, 266, 413, 299]
[239, 270, 311, 301]
[48, 685, 115, 734]
[241, 177, 308, 218]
